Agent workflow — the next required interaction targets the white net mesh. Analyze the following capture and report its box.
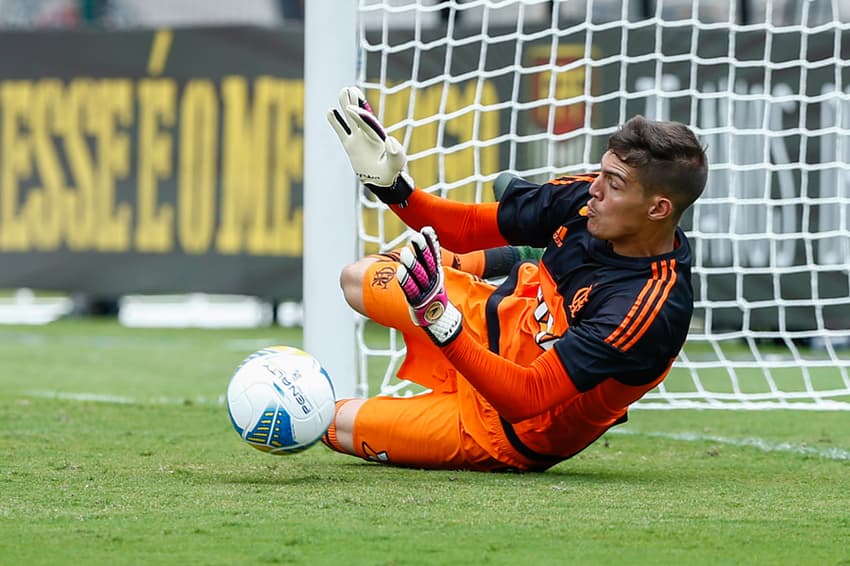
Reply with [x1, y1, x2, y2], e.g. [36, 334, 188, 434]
[354, 0, 850, 409]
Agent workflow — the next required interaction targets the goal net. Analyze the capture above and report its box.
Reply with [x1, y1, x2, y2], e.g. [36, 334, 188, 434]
[351, 0, 850, 409]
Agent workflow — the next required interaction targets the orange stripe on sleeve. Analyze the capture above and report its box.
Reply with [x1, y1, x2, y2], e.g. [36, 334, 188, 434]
[621, 260, 678, 351]
[548, 174, 598, 185]
[605, 265, 659, 347]
[605, 260, 677, 352]
[612, 261, 668, 350]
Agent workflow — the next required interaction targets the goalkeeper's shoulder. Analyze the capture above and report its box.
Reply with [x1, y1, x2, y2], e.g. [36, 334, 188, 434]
[493, 171, 599, 200]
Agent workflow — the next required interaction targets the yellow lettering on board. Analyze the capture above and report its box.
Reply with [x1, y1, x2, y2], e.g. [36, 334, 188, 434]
[360, 81, 500, 254]
[178, 78, 218, 254]
[244, 77, 272, 255]
[443, 82, 500, 202]
[217, 75, 255, 254]
[275, 78, 304, 256]
[217, 76, 302, 256]
[0, 81, 32, 251]
[251, 77, 303, 256]
[135, 78, 176, 253]
[92, 80, 132, 252]
[28, 79, 68, 251]
[62, 79, 97, 251]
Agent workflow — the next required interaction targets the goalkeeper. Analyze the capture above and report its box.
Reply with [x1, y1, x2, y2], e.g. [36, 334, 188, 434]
[322, 87, 708, 472]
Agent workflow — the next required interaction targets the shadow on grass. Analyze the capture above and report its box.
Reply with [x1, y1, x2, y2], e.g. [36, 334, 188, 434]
[208, 456, 676, 487]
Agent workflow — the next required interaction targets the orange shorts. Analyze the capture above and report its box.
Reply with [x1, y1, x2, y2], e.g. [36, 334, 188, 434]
[347, 392, 508, 471]
[346, 256, 545, 471]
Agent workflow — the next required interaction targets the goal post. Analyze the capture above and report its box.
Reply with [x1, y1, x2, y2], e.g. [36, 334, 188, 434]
[303, 0, 359, 398]
[336, 0, 850, 408]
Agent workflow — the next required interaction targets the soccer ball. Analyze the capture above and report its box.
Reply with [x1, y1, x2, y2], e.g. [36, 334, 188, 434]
[226, 346, 336, 454]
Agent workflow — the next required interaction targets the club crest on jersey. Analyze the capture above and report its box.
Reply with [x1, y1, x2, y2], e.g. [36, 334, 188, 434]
[569, 285, 592, 318]
[371, 265, 396, 289]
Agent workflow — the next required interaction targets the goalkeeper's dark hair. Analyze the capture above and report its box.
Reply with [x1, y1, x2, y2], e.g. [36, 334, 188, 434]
[607, 115, 708, 221]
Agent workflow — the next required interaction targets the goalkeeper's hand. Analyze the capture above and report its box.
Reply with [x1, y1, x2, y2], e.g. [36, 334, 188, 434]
[327, 86, 414, 207]
[397, 227, 463, 346]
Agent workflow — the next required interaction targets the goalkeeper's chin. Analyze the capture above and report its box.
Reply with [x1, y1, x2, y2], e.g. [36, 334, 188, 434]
[585, 216, 605, 240]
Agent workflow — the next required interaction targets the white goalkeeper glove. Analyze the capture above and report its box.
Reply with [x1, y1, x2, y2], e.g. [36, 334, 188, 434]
[397, 227, 463, 346]
[327, 86, 414, 207]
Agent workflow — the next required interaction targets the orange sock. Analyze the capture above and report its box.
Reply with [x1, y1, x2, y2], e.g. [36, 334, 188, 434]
[321, 399, 351, 453]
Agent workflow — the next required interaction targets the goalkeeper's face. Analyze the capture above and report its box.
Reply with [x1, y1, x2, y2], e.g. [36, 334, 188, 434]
[586, 151, 669, 255]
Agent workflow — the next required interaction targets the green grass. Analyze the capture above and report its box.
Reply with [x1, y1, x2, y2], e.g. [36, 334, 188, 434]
[1, 319, 849, 565]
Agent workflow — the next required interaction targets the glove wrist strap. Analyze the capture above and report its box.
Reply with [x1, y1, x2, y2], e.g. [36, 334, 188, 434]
[424, 302, 462, 346]
[365, 172, 414, 206]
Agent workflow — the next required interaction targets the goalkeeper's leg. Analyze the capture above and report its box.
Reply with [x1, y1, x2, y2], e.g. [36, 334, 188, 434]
[321, 393, 508, 471]
[339, 253, 404, 321]
[341, 253, 494, 391]
[341, 252, 494, 335]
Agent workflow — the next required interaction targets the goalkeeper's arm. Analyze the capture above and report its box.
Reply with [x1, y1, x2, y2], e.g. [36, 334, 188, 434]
[327, 86, 508, 253]
[397, 227, 577, 422]
[443, 246, 543, 279]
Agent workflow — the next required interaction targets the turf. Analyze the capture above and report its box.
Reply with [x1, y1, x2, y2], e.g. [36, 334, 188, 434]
[1, 319, 848, 565]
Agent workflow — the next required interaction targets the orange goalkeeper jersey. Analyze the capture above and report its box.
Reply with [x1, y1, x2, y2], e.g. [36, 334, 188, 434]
[392, 175, 695, 470]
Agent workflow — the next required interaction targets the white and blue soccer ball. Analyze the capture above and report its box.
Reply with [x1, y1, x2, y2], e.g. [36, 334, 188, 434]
[226, 346, 336, 454]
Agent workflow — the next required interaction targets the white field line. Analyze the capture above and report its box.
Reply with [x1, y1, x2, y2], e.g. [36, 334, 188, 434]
[21, 391, 850, 462]
[610, 428, 850, 462]
[24, 390, 225, 406]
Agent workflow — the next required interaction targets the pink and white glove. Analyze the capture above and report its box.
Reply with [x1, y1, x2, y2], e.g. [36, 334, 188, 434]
[397, 227, 463, 346]
[327, 86, 414, 207]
